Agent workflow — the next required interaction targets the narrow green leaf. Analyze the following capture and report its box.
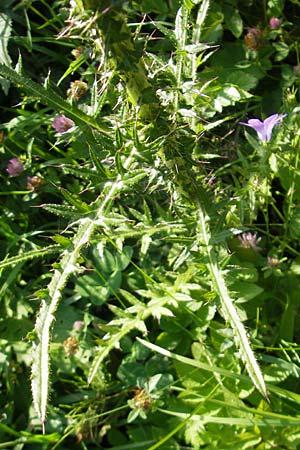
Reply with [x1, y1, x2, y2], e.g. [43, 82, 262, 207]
[196, 203, 268, 399]
[58, 187, 91, 213]
[0, 63, 111, 134]
[0, 13, 12, 94]
[41, 204, 82, 220]
[0, 245, 60, 270]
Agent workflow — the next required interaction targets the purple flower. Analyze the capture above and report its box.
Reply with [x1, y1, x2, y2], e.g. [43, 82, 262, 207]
[238, 232, 262, 253]
[239, 113, 287, 142]
[73, 320, 84, 331]
[269, 17, 282, 29]
[52, 114, 75, 133]
[6, 157, 24, 177]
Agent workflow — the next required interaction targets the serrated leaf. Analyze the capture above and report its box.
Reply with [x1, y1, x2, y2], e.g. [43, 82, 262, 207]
[0, 245, 60, 270]
[122, 170, 147, 187]
[88, 144, 112, 178]
[41, 203, 82, 220]
[50, 235, 72, 248]
[0, 13, 12, 94]
[60, 164, 103, 182]
[197, 204, 268, 399]
[59, 187, 91, 213]
[0, 63, 110, 133]
[119, 289, 144, 306]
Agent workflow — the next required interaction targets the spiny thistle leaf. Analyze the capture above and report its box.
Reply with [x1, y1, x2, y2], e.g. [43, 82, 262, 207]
[0, 245, 60, 270]
[60, 164, 105, 182]
[58, 187, 91, 213]
[31, 151, 137, 430]
[196, 202, 268, 399]
[0, 63, 111, 134]
[31, 218, 97, 430]
[41, 204, 83, 220]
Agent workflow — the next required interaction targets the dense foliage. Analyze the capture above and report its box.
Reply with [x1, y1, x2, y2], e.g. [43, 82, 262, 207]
[1, 0, 300, 448]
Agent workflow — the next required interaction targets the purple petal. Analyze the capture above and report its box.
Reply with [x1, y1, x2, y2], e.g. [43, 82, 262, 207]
[239, 118, 264, 129]
[269, 17, 282, 29]
[52, 115, 75, 133]
[240, 113, 287, 142]
[6, 157, 24, 177]
[262, 114, 281, 141]
[240, 118, 268, 141]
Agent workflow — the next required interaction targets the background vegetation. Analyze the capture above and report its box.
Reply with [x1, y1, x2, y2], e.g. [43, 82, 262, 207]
[1, 0, 300, 448]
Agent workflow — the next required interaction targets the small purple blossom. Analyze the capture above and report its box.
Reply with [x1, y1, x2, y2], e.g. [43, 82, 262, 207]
[269, 17, 282, 29]
[73, 320, 84, 331]
[6, 157, 24, 177]
[239, 113, 287, 142]
[238, 232, 262, 253]
[52, 114, 75, 133]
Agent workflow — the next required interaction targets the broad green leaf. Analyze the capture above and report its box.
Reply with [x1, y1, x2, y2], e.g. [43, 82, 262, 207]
[288, 208, 300, 239]
[273, 41, 290, 61]
[232, 281, 264, 302]
[224, 6, 243, 38]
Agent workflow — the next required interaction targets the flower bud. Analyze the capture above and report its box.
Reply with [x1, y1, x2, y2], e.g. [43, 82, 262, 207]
[71, 47, 83, 59]
[6, 158, 24, 177]
[63, 336, 79, 356]
[27, 176, 44, 190]
[52, 115, 75, 133]
[67, 80, 88, 101]
[73, 320, 84, 331]
[269, 17, 282, 29]
[244, 27, 263, 50]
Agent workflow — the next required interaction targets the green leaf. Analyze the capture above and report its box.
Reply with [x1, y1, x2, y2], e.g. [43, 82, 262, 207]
[58, 187, 91, 213]
[232, 281, 264, 302]
[52, 305, 82, 342]
[224, 6, 243, 38]
[196, 204, 268, 399]
[213, 85, 252, 113]
[0, 63, 111, 134]
[0, 318, 32, 341]
[183, 0, 195, 11]
[273, 41, 290, 61]
[60, 164, 104, 182]
[0, 13, 12, 94]
[50, 235, 72, 248]
[75, 273, 110, 305]
[96, 248, 118, 273]
[0, 245, 60, 270]
[288, 208, 300, 239]
[41, 204, 82, 220]
[115, 246, 134, 271]
[122, 170, 148, 188]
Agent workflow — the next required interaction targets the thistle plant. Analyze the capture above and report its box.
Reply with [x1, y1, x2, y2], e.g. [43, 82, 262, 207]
[1, 0, 268, 431]
[1, 1, 300, 448]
